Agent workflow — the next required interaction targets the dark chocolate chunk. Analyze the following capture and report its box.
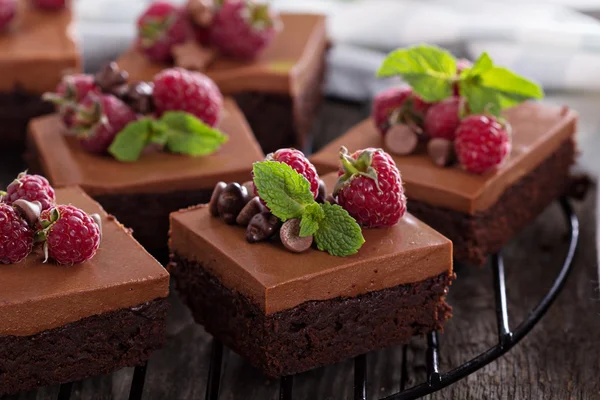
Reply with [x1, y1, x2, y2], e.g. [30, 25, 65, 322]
[124, 82, 155, 114]
[236, 197, 264, 226]
[246, 212, 281, 243]
[316, 179, 327, 203]
[209, 182, 227, 217]
[218, 183, 248, 224]
[95, 62, 129, 94]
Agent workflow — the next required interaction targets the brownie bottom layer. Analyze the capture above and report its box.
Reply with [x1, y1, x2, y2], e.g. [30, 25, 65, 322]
[409, 136, 576, 266]
[0, 88, 54, 151]
[95, 189, 213, 263]
[169, 253, 454, 377]
[234, 56, 326, 154]
[0, 298, 168, 397]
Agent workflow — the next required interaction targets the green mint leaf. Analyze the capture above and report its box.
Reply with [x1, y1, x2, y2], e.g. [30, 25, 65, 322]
[149, 121, 169, 145]
[108, 119, 153, 162]
[314, 202, 365, 257]
[463, 52, 493, 78]
[252, 161, 316, 221]
[460, 52, 544, 115]
[300, 202, 324, 237]
[376, 44, 457, 102]
[161, 111, 228, 157]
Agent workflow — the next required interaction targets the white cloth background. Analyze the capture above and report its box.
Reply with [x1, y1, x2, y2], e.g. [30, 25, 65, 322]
[77, 0, 600, 100]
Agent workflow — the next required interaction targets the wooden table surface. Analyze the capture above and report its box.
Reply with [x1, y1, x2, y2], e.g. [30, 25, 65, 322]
[1, 100, 599, 400]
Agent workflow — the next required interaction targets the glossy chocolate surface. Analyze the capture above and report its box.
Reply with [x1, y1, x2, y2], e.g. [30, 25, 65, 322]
[28, 99, 264, 196]
[170, 173, 453, 315]
[0, 0, 80, 93]
[310, 102, 578, 215]
[0, 187, 169, 337]
[117, 13, 327, 96]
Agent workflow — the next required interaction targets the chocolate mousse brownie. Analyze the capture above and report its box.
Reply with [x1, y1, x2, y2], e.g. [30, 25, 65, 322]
[169, 172, 454, 377]
[0, 187, 169, 396]
[310, 102, 578, 265]
[27, 98, 264, 258]
[117, 13, 327, 153]
[0, 0, 80, 149]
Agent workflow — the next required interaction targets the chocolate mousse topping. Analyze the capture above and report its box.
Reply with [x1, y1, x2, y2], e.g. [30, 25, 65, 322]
[0, 1, 80, 93]
[27, 99, 264, 196]
[170, 173, 453, 314]
[0, 187, 169, 337]
[117, 14, 327, 96]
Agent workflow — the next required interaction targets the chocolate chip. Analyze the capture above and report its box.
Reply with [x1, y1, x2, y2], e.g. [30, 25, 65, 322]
[124, 81, 155, 114]
[246, 212, 281, 243]
[316, 179, 327, 203]
[218, 183, 248, 224]
[427, 138, 456, 167]
[12, 199, 41, 227]
[242, 180, 255, 197]
[209, 182, 227, 216]
[90, 213, 102, 238]
[236, 197, 264, 226]
[384, 123, 419, 156]
[280, 219, 313, 253]
[95, 62, 129, 94]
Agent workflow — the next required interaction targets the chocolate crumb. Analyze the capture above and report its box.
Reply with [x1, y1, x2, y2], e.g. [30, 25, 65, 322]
[567, 174, 592, 201]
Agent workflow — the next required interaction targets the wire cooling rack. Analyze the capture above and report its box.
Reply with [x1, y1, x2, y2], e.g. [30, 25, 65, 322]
[54, 198, 579, 400]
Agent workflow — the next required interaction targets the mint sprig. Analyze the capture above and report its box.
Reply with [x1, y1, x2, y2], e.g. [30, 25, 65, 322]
[108, 112, 228, 162]
[376, 44, 457, 102]
[376, 44, 544, 117]
[252, 161, 365, 257]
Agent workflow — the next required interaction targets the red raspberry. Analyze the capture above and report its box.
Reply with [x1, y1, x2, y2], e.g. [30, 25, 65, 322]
[0, 203, 34, 264]
[0, 0, 17, 31]
[423, 96, 463, 140]
[31, 0, 66, 10]
[44, 74, 99, 128]
[153, 67, 222, 127]
[73, 93, 138, 154]
[4, 172, 56, 211]
[453, 58, 472, 96]
[454, 115, 511, 174]
[137, 1, 192, 63]
[209, 0, 280, 60]
[372, 86, 430, 135]
[255, 149, 320, 200]
[334, 147, 406, 228]
[38, 205, 101, 265]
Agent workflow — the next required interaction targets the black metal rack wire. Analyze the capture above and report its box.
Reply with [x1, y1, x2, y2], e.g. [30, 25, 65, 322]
[55, 198, 580, 400]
